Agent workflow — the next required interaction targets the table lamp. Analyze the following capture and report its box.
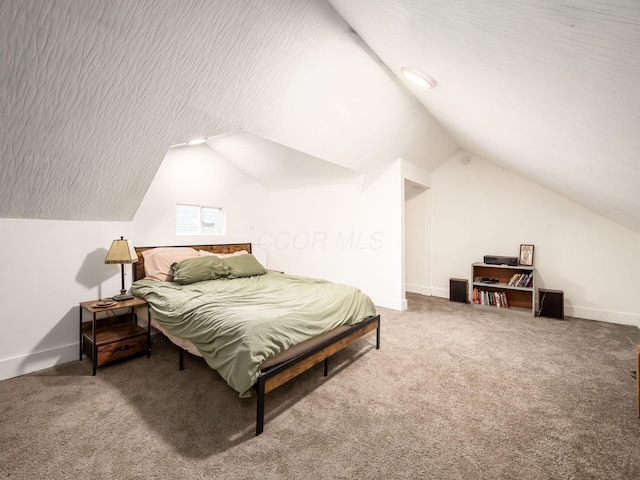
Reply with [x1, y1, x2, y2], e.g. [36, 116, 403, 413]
[105, 236, 138, 301]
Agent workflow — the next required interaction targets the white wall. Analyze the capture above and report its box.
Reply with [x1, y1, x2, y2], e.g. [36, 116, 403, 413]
[266, 160, 404, 309]
[0, 218, 131, 380]
[131, 144, 270, 266]
[401, 159, 432, 301]
[405, 182, 430, 295]
[431, 150, 640, 326]
[265, 158, 434, 311]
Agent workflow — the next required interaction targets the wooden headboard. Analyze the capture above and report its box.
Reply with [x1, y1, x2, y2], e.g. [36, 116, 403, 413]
[133, 243, 252, 281]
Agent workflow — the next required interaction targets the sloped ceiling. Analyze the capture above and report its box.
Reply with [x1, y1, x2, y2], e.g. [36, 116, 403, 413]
[0, 0, 455, 221]
[329, 0, 640, 233]
[4, 1, 639, 234]
[205, 131, 361, 191]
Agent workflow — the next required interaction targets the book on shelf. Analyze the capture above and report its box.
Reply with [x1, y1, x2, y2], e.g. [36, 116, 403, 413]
[507, 272, 533, 288]
[472, 288, 510, 308]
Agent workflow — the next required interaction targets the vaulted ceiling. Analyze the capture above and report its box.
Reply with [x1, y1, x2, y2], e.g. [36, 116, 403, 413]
[2, 0, 639, 234]
[329, 0, 640, 233]
[0, 0, 454, 221]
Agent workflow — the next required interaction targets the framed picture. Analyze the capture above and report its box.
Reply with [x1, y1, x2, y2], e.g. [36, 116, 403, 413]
[519, 244, 534, 266]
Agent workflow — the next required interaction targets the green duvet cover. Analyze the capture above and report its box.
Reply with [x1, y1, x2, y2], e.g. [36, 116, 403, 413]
[131, 272, 376, 397]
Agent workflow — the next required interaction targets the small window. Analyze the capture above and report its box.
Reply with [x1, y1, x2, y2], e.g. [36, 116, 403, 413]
[176, 204, 225, 235]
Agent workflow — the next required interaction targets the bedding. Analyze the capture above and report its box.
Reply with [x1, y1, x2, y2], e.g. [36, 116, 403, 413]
[131, 271, 376, 398]
[171, 255, 229, 284]
[134, 306, 351, 368]
[142, 247, 200, 281]
[221, 253, 268, 278]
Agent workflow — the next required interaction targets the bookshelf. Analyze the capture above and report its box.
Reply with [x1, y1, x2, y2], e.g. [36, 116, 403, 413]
[471, 262, 535, 315]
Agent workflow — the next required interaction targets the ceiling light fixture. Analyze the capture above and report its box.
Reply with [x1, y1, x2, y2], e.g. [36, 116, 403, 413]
[400, 66, 437, 89]
[187, 137, 208, 145]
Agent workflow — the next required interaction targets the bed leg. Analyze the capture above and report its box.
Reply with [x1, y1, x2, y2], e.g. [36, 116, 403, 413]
[179, 348, 184, 371]
[256, 377, 265, 436]
[376, 324, 381, 349]
[324, 358, 329, 376]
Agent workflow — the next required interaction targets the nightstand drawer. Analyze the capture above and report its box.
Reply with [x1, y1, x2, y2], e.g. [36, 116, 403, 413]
[80, 296, 150, 375]
[96, 335, 148, 365]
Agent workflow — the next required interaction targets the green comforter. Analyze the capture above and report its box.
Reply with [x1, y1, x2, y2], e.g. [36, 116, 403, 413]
[131, 272, 376, 397]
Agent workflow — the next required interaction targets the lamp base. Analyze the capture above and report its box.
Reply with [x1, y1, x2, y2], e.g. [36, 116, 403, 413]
[112, 293, 134, 302]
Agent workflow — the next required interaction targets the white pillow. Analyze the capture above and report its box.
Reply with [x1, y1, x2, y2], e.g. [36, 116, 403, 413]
[142, 247, 200, 281]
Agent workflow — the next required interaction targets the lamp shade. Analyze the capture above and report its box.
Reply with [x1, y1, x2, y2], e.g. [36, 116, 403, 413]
[105, 237, 138, 264]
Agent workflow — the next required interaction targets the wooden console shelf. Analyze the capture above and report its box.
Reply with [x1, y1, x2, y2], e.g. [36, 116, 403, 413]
[471, 262, 535, 315]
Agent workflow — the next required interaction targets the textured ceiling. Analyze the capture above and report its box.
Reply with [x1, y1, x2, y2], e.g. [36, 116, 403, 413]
[0, 0, 455, 221]
[5, 0, 638, 233]
[328, 0, 640, 233]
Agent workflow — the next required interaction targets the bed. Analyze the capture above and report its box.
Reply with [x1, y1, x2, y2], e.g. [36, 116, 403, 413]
[130, 243, 381, 435]
[636, 344, 639, 419]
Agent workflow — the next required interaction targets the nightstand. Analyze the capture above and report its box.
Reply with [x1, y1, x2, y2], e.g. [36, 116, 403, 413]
[79, 296, 151, 375]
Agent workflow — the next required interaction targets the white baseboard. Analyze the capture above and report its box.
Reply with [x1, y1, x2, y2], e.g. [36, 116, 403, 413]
[371, 295, 407, 311]
[566, 306, 640, 327]
[0, 343, 79, 382]
[430, 287, 449, 299]
[405, 283, 431, 296]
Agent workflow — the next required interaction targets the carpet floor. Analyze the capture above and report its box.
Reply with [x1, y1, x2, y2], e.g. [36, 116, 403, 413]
[1, 294, 639, 479]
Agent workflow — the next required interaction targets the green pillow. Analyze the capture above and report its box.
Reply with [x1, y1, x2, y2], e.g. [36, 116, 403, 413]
[222, 254, 267, 278]
[171, 256, 229, 284]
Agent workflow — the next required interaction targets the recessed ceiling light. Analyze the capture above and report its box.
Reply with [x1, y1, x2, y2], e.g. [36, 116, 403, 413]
[400, 66, 437, 89]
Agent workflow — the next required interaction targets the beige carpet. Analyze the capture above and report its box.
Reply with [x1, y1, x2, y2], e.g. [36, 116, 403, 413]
[1, 294, 639, 479]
